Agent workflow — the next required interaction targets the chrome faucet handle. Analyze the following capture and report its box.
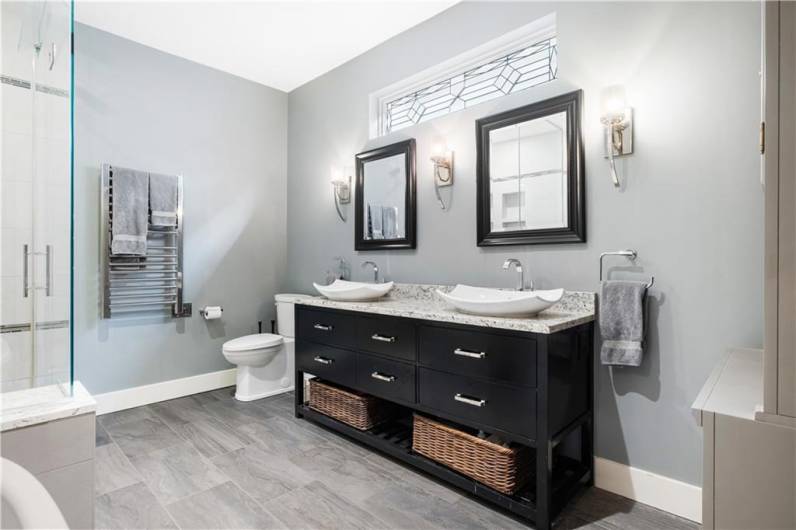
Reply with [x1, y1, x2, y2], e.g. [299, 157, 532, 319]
[361, 261, 379, 283]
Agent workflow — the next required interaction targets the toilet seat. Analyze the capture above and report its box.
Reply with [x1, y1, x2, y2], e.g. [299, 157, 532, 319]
[223, 333, 283, 352]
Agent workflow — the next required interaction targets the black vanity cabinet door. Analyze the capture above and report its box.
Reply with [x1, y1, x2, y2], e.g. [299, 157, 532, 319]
[355, 354, 416, 405]
[356, 316, 416, 362]
[418, 368, 536, 440]
[296, 342, 356, 387]
[296, 308, 358, 349]
[418, 325, 537, 387]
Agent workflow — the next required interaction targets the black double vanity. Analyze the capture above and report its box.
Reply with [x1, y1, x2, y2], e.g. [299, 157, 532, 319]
[293, 286, 595, 529]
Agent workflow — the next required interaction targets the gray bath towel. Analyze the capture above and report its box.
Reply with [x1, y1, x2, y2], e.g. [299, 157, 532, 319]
[111, 168, 149, 256]
[149, 172, 179, 227]
[600, 280, 648, 366]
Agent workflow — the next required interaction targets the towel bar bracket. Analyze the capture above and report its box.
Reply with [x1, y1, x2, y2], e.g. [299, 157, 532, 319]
[174, 302, 192, 318]
[599, 249, 654, 288]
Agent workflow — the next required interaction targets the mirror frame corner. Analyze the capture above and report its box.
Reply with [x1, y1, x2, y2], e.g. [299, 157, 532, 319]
[475, 90, 586, 247]
[354, 138, 417, 251]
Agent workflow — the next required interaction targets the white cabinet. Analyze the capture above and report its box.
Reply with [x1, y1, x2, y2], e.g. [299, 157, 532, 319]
[693, 349, 796, 529]
[764, 0, 796, 420]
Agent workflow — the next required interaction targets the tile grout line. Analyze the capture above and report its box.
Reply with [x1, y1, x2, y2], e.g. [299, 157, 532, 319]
[96, 434, 182, 530]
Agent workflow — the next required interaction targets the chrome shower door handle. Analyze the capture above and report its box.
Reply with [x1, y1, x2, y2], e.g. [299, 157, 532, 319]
[22, 244, 29, 298]
[45, 245, 52, 296]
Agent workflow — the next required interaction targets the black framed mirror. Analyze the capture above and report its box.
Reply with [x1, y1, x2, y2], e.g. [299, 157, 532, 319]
[476, 90, 585, 246]
[355, 139, 416, 250]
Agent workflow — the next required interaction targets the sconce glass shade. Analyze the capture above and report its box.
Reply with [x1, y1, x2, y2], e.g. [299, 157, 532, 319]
[600, 84, 627, 120]
[330, 166, 351, 221]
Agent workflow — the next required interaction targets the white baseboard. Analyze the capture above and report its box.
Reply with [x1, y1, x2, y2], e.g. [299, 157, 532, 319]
[94, 368, 237, 415]
[595, 456, 702, 523]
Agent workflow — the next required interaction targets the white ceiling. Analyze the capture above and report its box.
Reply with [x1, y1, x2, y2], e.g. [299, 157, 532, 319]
[75, 1, 457, 92]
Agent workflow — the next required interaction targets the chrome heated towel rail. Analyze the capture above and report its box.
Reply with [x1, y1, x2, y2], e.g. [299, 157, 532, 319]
[100, 164, 190, 318]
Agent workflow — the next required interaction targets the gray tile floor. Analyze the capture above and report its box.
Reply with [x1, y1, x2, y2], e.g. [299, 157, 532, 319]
[95, 388, 699, 530]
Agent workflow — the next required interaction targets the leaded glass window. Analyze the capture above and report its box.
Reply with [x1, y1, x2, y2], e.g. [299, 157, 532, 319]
[380, 36, 557, 135]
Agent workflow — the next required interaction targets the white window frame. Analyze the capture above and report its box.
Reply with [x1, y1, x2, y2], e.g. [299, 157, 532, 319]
[368, 13, 557, 139]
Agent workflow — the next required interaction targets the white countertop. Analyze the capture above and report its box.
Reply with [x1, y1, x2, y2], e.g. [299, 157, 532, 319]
[692, 348, 763, 424]
[297, 283, 595, 334]
[1, 381, 96, 432]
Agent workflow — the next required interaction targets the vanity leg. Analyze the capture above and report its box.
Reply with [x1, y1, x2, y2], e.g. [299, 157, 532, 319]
[582, 415, 594, 486]
[295, 369, 304, 418]
[536, 440, 553, 530]
[536, 335, 552, 530]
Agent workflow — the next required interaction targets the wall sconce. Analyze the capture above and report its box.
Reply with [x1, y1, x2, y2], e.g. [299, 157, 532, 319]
[330, 166, 351, 221]
[430, 143, 453, 210]
[600, 85, 633, 187]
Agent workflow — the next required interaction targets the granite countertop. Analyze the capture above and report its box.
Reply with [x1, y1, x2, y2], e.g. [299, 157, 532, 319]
[297, 283, 595, 334]
[1, 381, 96, 432]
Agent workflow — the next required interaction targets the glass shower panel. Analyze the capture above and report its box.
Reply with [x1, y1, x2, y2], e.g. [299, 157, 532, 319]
[1, 0, 73, 393]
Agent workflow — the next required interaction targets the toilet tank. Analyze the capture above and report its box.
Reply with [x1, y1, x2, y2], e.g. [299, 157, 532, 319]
[275, 294, 313, 338]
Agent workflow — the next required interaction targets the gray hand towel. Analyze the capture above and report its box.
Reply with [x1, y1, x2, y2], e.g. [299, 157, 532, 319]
[149, 172, 179, 227]
[111, 168, 149, 256]
[599, 280, 648, 366]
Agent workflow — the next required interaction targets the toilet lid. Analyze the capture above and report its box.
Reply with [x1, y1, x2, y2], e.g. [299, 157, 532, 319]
[223, 333, 283, 352]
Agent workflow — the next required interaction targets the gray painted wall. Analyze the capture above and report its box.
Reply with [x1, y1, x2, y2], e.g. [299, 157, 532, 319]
[74, 24, 288, 394]
[287, 2, 762, 485]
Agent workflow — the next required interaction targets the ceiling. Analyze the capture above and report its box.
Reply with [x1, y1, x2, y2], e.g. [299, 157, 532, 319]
[75, 1, 457, 92]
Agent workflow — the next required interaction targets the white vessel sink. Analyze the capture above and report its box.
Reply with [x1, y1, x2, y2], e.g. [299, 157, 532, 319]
[436, 284, 564, 317]
[313, 279, 394, 301]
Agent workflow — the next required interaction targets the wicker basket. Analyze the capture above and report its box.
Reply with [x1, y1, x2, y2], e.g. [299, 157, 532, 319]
[412, 414, 533, 495]
[308, 379, 394, 430]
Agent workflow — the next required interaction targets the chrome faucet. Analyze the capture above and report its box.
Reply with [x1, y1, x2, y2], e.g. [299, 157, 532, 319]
[502, 258, 532, 291]
[361, 261, 380, 283]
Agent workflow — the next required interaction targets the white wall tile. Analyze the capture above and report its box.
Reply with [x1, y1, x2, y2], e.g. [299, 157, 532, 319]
[1, 330, 32, 385]
[0, 227, 31, 278]
[2, 132, 34, 183]
[34, 91, 70, 141]
[1, 84, 33, 136]
[36, 326, 70, 380]
[0, 179, 33, 230]
[1, 275, 32, 325]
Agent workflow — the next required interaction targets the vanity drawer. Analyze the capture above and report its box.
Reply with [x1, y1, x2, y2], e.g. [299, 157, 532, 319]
[355, 354, 415, 404]
[418, 325, 536, 388]
[356, 316, 416, 362]
[418, 368, 536, 440]
[296, 341, 356, 387]
[296, 308, 357, 349]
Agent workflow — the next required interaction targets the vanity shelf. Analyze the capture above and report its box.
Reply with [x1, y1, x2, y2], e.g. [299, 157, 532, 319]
[298, 405, 591, 523]
[294, 299, 595, 529]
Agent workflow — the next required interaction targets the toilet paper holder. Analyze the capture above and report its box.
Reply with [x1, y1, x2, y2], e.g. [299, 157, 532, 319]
[200, 306, 224, 319]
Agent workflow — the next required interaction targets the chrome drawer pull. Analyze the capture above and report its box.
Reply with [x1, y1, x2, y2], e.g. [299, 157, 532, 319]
[371, 372, 396, 383]
[371, 334, 396, 343]
[454, 393, 486, 407]
[313, 356, 334, 365]
[453, 348, 486, 359]
[313, 324, 333, 331]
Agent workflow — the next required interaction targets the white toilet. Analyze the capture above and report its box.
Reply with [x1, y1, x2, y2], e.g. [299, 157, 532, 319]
[222, 293, 311, 401]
